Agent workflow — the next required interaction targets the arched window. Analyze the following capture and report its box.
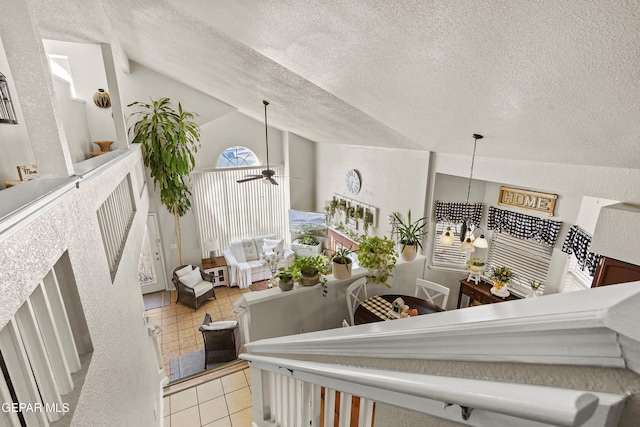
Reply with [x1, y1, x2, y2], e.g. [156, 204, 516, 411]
[217, 146, 259, 168]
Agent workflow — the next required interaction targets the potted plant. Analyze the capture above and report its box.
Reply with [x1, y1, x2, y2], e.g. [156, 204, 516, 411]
[274, 267, 295, 291]
[329, 246, 354, 280]
[291, 255, 330, 287]
[466, 257, 485, 273]
[356, 235, 397, 287]
[292, 235, 322, 257]
[528, 280, 543, 298]
[363, 209, 374, 234]
[490, 266, 514, 297]
[128, 98, 200, 265]
[393, 210, 428, 261]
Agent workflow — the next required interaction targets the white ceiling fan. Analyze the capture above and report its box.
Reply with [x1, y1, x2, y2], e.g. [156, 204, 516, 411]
[237, 100, 279, 185]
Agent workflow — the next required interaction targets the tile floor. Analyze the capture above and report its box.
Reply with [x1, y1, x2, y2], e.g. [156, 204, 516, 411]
[145, 285, 252, 378]
[163, 366, 253, 427]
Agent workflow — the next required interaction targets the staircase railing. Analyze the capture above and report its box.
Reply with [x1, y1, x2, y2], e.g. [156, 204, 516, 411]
[240, 282, 640, 426]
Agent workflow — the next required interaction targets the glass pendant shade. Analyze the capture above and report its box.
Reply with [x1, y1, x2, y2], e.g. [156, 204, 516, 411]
[461, 236, 475, 253]
[473, 234, 488, 248]
[440, 227, 454, 246]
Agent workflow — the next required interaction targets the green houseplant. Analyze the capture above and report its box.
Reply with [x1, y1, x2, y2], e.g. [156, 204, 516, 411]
[274, 267, 295, 291]
[356, 235, 397, 286]
[291, 255, 330, 287]
[466, 257, 485, 273]
[393, 210, 428, 261]
[128, 97, 200, 264]
[329, 246, 354, 280]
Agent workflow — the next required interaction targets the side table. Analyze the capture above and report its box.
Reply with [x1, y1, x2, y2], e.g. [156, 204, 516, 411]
[202, 257, 229, 287]
[457, 279, 520, 309]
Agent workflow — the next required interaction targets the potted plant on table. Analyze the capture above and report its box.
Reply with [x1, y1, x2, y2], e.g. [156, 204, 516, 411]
[466, 257, 485, 273]
[356, 235, 398, 287]
[393, 210, 428, 261]
[329, 246, 354, 280]
[490, 266, 514, 298]
[274, 267, 295, 291]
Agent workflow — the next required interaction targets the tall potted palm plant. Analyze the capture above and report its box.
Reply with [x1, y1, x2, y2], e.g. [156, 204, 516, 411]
[128, 98, 200, 264]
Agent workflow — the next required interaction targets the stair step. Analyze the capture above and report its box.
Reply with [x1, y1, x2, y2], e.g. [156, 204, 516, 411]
[163, 358, 248, 397]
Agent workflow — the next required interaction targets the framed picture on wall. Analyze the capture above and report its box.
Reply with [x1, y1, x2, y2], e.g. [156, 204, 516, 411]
[17, 164, 38, 181]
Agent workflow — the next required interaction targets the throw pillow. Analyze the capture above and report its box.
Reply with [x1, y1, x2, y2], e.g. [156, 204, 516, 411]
[180, 267, 202, 288]
[263, 238, 284, 253]
[175, 264, 193, 278]
[200, 320, 238, 331]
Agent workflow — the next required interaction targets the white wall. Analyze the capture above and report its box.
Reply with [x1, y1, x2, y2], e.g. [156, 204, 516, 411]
[0, 149, 163, 426]
[287, 132, 315, 212]
[42, 40, 117, 144]
[315, 143, 431, 237]
[51, 77, 93, 163]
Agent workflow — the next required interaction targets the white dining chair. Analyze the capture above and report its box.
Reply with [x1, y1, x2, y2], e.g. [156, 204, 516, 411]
[415, 278, 450, 310]
[346, 277, 369, 326]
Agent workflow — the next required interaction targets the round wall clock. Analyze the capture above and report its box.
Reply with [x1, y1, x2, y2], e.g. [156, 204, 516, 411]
[345, 169, 361, 194]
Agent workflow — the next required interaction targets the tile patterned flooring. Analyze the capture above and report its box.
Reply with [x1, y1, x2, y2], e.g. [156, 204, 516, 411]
[145, 285, 254, 427]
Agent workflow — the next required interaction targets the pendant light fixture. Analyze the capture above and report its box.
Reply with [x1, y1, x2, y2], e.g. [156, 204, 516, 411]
[440, 226, 455, 246]
[459, 134, 484, 253]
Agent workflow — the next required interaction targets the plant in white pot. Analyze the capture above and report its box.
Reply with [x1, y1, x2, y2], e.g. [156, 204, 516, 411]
[329, 246, 354, 280]
[393, 210, 428, 261]
[466, 257, 485, 273]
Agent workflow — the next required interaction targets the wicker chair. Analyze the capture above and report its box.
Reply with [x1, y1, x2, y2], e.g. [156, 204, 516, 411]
[172, 265, 216, 310]
[199, 314, 240, 367]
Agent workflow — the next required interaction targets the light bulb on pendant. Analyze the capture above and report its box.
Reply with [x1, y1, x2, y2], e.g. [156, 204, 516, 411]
[440, 227, 454, 246]
[473, 233, 488, 248]
[460, 232, 475, 253]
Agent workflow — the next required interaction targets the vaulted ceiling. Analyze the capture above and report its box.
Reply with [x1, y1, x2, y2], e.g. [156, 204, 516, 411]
[31, 0, 640, 168]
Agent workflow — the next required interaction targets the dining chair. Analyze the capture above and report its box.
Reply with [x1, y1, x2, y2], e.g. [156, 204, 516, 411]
[415, 278, 450, 310]
[346, 277, 368, 326]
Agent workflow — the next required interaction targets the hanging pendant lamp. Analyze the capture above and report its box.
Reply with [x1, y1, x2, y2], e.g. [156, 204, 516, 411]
[459, 134, 484, 253]
[440, 226, 455, 246]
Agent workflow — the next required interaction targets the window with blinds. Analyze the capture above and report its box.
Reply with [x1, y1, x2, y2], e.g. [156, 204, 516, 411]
[560, 255, 594, 292]
[485, 232, 553, 297]
[432, 222, 469, 269]
[192, 166, 290, 253]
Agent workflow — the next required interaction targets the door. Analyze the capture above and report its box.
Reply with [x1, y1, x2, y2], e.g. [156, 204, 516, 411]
[139, 213, 168, 294]
[591, 256, 640, 287]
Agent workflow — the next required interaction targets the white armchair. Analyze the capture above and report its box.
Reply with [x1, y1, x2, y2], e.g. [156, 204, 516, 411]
[223, 235, 295, 288]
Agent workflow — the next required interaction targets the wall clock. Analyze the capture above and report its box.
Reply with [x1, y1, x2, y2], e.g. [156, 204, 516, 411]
[345, 169, 361, 194]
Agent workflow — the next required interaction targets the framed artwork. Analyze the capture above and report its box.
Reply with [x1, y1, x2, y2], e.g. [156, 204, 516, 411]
[17, 164, 38, 181]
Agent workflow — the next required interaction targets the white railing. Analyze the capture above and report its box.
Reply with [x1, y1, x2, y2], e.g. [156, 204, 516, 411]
[241, 282, 640, 426]
[96, 174, 135, 276]
[242, 354, 626, 427]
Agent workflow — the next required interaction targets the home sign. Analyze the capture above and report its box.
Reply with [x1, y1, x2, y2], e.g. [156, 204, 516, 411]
[498, 186, 557, 216]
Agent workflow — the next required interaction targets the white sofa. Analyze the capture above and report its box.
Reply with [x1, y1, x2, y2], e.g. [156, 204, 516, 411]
[224, 235, 295, 288]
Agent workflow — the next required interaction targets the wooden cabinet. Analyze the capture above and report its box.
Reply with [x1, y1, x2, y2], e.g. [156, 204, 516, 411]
[457, 279, 520, 309]
[202, 257, 229, 287]
[591, 257, 640, 288]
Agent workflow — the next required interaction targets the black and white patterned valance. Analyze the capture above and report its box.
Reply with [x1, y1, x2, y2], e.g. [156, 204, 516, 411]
[561, 225, 600, 276]
[487, 206, 562, 247]
[434, 201, 483, 226]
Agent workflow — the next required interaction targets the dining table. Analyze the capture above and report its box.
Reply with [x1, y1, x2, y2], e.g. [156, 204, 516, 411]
[354, 293, 444, 325]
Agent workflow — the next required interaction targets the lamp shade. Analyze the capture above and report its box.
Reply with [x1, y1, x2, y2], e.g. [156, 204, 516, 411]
[461, 236, 475, 253]
[473, 234, 488, 248]
[440, 227, 454, 246]
[204, 238, 220, 253]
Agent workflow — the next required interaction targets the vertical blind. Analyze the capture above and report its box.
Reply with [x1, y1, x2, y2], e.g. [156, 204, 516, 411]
[192, 166, 290, 255]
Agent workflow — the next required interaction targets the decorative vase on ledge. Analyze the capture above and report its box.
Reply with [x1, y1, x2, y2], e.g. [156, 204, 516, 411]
[94, 141, 113, 152]
[490, 280, 510, 298]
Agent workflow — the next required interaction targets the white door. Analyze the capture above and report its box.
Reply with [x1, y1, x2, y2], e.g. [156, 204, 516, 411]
[139, 213, 168, 294]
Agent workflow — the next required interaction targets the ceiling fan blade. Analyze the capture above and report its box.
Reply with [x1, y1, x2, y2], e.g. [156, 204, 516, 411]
[267, 177, 278, 185]
[237, 175, 262, 183]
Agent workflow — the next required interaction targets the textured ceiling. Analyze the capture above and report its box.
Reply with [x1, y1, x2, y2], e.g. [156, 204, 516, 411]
[29, 0, 640, 168]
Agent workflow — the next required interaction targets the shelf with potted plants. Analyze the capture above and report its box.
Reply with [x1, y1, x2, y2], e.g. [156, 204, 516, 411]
[324, 194, 378, 237]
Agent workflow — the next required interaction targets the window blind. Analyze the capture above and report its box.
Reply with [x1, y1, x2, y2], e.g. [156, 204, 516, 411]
[560, 255, 594, 293]
[192, 166, 290, 254]
[485, 232, 553, 297]
[432, 222, 470, 268]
